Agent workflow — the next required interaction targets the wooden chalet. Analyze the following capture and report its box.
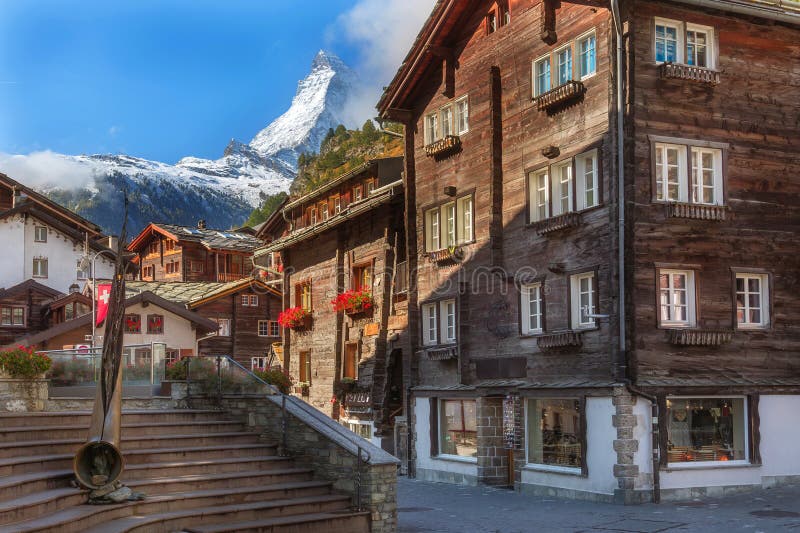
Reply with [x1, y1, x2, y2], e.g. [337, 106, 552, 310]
[127, 222, 262, 283]
[0, 280, 63, 346]
[253, 156, 408, 449]
[126, 279, 283, 368]
[378, 0, 800, 503]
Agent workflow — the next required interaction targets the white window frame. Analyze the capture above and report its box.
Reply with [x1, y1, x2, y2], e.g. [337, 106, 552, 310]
[32, 257, 48, 278]
[455, 96, 469, 135]
[251, 356, 268, 371]
[258, 320, 270, 337]
[422, 302, 438, 346]
[215, 318, 231, 337]
[425, 112, 439, 145]
[425, 207, 441, 252]
[551, 160, 573, 217]
[690, 147, 723, 205]
[425, 195, 473, 251]
[440, 104, 454, 138]
[735, 273, 769, 329]
[440, 299, 457, 344]
[437, 398, 478, 461]
[76, 260, 91, 280]
[521, 283, 543, 335]
[242, 294, 258, 307]
[654, 18, 715, 69]
[570, 272, 596, 330]
[309, 207, 317, 225]
[334, 196, 342, 214]
[575, 149, 599, 210]
[528, 169, 550, 223]
[422, 298, 457, 346]
[555, 44, 573, 86]
[654, 143, 688, 203]
[34, 225, 47, 243]
[577, 30, 597, 80]
[443, 202, 456, 248]
[658, 269, 696, 328]
[457, 196, 473, 245]
[533, 54, 551, 97]
[1, 306, 26, 327]
[269, 320, 280, 337]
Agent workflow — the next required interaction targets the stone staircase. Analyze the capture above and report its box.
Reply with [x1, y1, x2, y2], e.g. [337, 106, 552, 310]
[0, 409, 370, 532]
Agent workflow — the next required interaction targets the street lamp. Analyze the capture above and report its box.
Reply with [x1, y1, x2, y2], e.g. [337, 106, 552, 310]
[79, 249, 117, 350]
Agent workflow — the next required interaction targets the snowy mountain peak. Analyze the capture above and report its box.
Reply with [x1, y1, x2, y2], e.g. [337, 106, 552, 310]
[248, 50, 358, 169]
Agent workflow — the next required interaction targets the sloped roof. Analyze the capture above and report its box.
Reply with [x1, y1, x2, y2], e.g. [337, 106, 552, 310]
[125, 278, 280, 307]
[0, 279, 63, 301]
[127, 223, 262, 253]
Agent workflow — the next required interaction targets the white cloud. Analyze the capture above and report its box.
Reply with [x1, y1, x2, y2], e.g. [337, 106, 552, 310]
[0, 150, 95, 190]
[330, 0, 436, 125]
[108, 125, 121, 137]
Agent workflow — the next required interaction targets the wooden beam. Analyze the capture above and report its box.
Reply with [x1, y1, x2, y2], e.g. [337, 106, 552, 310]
[540, 0, 560, 45]
[383, 108, 414, 124]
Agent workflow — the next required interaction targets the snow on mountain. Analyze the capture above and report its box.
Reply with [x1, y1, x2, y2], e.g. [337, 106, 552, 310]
[249, 50, 359, 168]
[1, 50, 358, 234]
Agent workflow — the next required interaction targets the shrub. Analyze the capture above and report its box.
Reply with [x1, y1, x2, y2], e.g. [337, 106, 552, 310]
[0, 346, 51, 379]
[254, 368, 294, 395]
[165, 359, 188, 380]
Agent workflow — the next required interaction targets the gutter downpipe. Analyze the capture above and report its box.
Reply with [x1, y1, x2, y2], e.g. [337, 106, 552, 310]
[610, 0, 660, 503]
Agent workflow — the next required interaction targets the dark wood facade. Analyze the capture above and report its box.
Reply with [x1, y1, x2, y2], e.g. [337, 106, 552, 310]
[0, 280, 63, 347]
[254, 157, 407, 447]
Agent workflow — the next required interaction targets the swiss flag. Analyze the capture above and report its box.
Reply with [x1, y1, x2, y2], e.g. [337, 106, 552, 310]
[96, 283, 112, 327]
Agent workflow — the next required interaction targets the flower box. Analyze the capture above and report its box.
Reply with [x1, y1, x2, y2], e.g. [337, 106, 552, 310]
[331, 290, 373, 316]
[534, 80, 585, 111]
[424, 135, 461, 158]
[427, 246, 464, 265]
[278, 307, 312, 330]
[659, 62, 720, 85]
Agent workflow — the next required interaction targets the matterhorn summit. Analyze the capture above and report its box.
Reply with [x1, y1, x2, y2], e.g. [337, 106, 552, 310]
[1, 51, 359, 234]
[249, 50, 359, 169]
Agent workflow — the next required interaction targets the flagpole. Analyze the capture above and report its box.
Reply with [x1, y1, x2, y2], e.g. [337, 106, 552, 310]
[88, 249, 115, 350]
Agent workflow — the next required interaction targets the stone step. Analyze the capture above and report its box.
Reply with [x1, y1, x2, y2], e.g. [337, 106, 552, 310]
[0, 487, 86, 526]
[0, 433, 263, 459]
[5, 492, 351, 533]
[186, 510, 371, 533]
[125, 468, 315, 496]
[0, 470, 73, 503]
[0, 410, 228, 427]
[0, 421, 245, 442]
[120, 456, 296, 481]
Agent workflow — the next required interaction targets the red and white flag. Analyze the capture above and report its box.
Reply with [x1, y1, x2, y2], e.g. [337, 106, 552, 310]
[96, 283, 112, 326]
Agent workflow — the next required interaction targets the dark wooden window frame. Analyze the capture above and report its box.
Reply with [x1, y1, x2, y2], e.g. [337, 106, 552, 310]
[343, 340, 360, 379]
[654, 263, 702, 330]
[729, 267, 773, 332]
[299, 350, 312, 384]
[351, 261, 374, 292]
[524, 142, 604, 226]
[1, 305, 26, 327]
[421, 190, 477, 252]
[294, 279, 312, 311]
[648, 135, 729, 205]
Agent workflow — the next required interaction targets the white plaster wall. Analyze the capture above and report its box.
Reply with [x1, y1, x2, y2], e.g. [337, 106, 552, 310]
[117, 302, 198, 352]
[17, 215, 115, 294]
[0, 216, 25, 288]
[413, 397, 478, 480]
[520, 397, 617, 495]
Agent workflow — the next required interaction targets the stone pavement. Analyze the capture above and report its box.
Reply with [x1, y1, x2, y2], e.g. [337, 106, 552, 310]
[397, 477, 800, 532]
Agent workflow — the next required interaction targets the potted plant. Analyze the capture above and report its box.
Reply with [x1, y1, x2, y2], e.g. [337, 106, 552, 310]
[0, 346, 51, 411]
[278, 307, 312, 330]
[331, 289, 373, 316]
[294, 381, 310, 396]
[161, 359, 188, 397]
[253, 367, 294, 395]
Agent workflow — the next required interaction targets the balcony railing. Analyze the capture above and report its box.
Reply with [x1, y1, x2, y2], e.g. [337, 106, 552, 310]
[426, 246, 464, 265]
[659, 62, 720, 85]
[530, 212, 582, 235]
[424, 135, 462, 158]
[669, 329, 733, 346]
[534, 80, 585, 111]
[216, 273, 246, 282]
[537, 331, 583, 351]
[666, 202, 728, 221]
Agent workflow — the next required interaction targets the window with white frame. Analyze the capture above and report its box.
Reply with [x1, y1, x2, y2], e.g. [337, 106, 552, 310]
[214, 318, 231, 337]
[32, 257, 48, 278]
[528, 149, 599, 223]
[533, 55, 551, 96]
[1, 306, 25, 326]
[576, 149, 599, 210]
[422, 299, 456, 346]
[658, 269, 696, 327]
[242, 294, 258, 307]
[269, 320, 280, 337]
[333, 195, 342, 214]
[76, 260, 91, 280]
[258, 320, 269, 336]
[527, 398, 583, 469]
[424, 195, 474, 252]
[520, 283, 543, 335]
[455, 97, 469, 135]
[425, 95, 470, 144]
[570, 272, 596, 329]
[654, 18, 715, 68]
[251, 357, 268, 371]
[666, 397, 748, 464]
[556, 46, 573, 86]
[735, 273, 769, 329]
[578, 31, 597, 78]
[34, 226, 47, 242]
[653, 141, 723, 205]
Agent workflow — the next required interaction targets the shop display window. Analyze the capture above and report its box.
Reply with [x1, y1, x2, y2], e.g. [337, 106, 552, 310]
[666, 397, 747, 464]
[526, 398, 582, 469]
[438, 399, 477, 459]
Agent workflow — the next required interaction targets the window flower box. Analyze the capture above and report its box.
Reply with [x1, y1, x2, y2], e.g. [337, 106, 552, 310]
[659, 62, 720, 85]
[535, 80, 585, 111]
[278, 307, 312, 331]
[669, 329, 732, 346]
[530, 212, 582, 235]
[536, 331, 583, 351]
[427, 246, 465, 265]
[666, 202, 728, 221]
[424, 135, 462, 157]
[331, 289, 373, 316]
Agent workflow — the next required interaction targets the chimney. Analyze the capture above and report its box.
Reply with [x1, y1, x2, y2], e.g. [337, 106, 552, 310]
[197, 219, 207, 230]
[69, 283, 80, 294]
[106, 235, 119, 251]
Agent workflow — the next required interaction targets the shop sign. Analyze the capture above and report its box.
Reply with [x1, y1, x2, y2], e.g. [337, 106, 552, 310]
[503, 395, 516, 449]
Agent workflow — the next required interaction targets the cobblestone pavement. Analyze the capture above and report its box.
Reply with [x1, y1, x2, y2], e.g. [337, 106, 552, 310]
[397, 477, 800, 533]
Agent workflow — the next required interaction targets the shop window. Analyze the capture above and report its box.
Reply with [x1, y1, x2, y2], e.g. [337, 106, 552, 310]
[735, 273, 769, 329]
[147, 314, 164, 334]
[124, 314, 141, 334]
[438, 399, 477, 459]
[520, 283, 543, 335]
[666, 397, 748, 464]
[526, 398, 583, 469]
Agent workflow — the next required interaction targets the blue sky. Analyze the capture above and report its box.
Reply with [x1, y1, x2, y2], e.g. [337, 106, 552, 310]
[0, 0, 432, 164]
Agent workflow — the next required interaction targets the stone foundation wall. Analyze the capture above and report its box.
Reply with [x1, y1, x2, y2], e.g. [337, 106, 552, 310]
[476, 397, 510, 486]
[0, 379, 48, 411]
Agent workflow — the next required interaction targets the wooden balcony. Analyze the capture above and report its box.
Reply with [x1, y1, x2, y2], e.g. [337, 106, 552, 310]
[537, 331, 582, 351]
[669, 329, 733, 346]
[216, 273, 247, 282]
[534, 80, 585, 111]
[659, 62, 720, 85]
[666, 202, 728, 221]
[530, 212, 582, 235]
[424, 135, 462, 158]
